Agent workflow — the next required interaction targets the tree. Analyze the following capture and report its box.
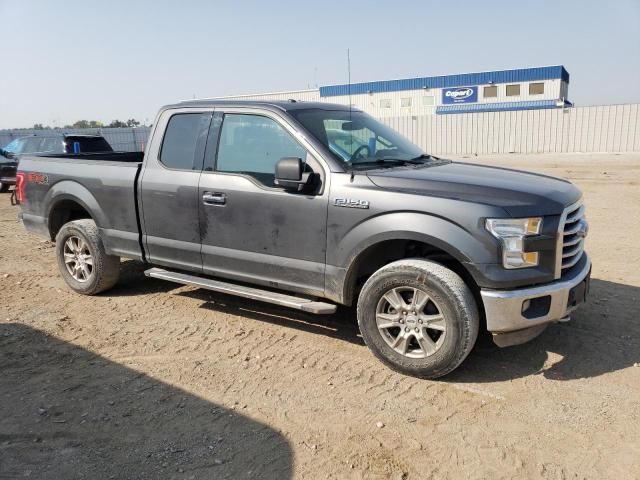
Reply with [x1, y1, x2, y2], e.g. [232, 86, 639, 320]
[32, 123, 47, 130]
[126, 119, 140, 127]
[71, 120, 102, 129]
[107, 120, 127, 128]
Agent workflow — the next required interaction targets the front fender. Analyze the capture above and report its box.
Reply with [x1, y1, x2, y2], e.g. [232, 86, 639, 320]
[325, 212, 499, 304]
[330, 211, 497, 268]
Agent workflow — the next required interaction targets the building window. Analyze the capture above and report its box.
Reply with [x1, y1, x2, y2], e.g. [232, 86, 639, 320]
[483, 85, 498, 98]
[400, 97, 412, 107]
[506, 84, 520, 97]
[422, 96, 435, 106]
[379, 99, 391, 108]
[529, 82, 544, 95]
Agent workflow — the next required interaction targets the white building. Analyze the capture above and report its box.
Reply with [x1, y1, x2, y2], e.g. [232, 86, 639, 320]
[212, 65, 571, 118]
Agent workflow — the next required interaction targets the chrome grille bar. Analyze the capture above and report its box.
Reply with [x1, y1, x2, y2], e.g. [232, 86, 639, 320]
[555, 200, 587, 278]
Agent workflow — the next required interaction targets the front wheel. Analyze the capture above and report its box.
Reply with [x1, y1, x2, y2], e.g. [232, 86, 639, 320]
[357, 259, 479, 379]
[55, 219, 120, 295]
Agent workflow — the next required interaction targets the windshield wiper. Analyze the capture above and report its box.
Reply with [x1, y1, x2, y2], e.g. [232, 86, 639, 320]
[349, 159, 413, 170]
[408, 154, 437, 162]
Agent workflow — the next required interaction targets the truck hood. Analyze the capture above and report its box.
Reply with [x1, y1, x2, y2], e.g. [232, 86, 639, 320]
[366, 161, 581, 217]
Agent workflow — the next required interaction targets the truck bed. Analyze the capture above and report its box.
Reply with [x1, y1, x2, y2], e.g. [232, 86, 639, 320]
[18, 153, 144, 260]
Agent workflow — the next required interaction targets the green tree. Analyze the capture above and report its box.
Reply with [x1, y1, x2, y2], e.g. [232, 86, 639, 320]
[32, 123, 47, 130]
[107, 120, 127, 128]
[71, 120, 102, 129]
[126, 119, 141, 127]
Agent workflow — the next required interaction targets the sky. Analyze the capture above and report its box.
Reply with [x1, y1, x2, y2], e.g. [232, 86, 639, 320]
[1, 0, 639, 129]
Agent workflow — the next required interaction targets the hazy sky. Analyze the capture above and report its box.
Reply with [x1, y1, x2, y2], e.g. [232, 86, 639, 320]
[1, 0, 639, 128]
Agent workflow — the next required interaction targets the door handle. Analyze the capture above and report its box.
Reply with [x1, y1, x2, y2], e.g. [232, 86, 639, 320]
[202, 192, 227, 205]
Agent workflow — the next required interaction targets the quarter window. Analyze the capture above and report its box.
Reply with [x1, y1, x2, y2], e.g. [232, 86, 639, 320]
[529, 82, 544, 95]
[216, 114, 306, 187]
[160, 113, 211, 170]
[506, 84, 521, 97]
[484, 85, 498, 98]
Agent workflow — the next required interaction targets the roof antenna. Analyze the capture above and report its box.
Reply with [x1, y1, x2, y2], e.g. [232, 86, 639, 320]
[347, 48, 354, 171]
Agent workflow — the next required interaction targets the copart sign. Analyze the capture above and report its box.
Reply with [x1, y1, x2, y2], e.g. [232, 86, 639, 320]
[442, 86, 478, 104]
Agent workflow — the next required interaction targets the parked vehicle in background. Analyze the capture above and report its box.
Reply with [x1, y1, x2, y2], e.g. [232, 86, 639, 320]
[15, 100, 591, 378]
[0, 148, 18, 192]
[0, 134, 113, 193]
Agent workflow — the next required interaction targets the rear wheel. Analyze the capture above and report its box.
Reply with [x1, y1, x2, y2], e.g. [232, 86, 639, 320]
[0, 182, 9, 193]
[357, 259, 479, 379]
[55, 219, 120, 295]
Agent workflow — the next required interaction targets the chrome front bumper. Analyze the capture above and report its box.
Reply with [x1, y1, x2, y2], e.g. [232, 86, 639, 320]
[480, 254, 591, 346]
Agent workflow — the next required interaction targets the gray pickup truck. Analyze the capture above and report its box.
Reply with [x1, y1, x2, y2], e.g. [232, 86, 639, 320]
[16, 100, 591, 378]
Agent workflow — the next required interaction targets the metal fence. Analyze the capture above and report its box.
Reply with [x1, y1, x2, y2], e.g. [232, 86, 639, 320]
[1, 103, 638, 156]
[0, 127, 151, 152]
[382, 103, 640, 155]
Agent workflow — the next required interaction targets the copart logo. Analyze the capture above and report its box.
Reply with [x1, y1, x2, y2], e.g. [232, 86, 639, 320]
[445, 88, 474, 100]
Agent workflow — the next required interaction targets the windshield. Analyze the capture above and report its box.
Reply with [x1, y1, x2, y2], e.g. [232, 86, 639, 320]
[290, 108, 427, 168]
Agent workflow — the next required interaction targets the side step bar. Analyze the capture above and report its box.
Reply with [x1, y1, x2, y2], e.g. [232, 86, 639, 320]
[144, 267, 337, 315]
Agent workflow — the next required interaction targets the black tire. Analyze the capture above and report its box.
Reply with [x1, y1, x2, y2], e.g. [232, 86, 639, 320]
[0, 182, 9, 193]
[55, 219, 120, 295]
[357, 259, 479, 379]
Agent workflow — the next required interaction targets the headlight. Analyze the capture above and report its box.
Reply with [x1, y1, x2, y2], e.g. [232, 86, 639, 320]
[485, 217, 542, 269]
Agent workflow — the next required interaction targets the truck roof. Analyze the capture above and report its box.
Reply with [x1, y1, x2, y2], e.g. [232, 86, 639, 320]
[165, 99, 355, 112]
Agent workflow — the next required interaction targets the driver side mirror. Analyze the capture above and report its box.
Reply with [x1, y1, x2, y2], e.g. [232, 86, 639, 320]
[274, 157, 312, 192]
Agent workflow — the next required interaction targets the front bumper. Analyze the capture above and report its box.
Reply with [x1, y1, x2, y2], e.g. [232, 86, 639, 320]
[480, 253, 591, 346]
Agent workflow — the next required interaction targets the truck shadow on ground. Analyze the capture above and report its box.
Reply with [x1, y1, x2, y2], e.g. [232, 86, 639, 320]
[0, 323, 293, 479]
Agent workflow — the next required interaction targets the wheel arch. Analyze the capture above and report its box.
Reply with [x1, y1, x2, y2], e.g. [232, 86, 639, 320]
[44, 181, 107, 240]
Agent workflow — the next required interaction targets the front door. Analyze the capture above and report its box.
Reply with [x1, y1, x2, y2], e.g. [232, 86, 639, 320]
[198, 110, 329, 295]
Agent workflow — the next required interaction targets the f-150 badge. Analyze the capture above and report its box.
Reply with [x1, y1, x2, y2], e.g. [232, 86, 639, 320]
[334, 198, 370, 209]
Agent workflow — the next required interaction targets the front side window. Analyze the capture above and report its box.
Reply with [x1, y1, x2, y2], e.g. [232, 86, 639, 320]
[216, 114, 306, 186]
[290, 109, 425, 168]
[22, 138, 44, 153]
[159, 113, 211, 170]
[506, 84, 521, 96]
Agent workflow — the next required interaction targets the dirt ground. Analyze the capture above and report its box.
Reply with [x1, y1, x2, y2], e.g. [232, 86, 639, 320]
[1, 153, 639, 480]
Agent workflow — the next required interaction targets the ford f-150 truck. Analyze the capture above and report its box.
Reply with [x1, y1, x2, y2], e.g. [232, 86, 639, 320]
[16, 100, 591, 378]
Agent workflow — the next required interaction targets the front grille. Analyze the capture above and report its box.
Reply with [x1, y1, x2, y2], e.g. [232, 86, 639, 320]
[559, 202, 586, 273]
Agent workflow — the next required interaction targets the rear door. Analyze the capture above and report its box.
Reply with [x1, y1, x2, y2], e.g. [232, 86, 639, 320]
[139, 108, 213, 272]
[197, 108, 330, 295]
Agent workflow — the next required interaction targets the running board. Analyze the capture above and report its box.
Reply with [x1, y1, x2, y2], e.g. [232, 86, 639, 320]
[144, 267, 337, 314]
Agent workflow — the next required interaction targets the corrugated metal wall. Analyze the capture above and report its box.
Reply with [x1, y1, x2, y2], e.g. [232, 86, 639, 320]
[379, 104, 640, 154]
[2, 104, 638, 155]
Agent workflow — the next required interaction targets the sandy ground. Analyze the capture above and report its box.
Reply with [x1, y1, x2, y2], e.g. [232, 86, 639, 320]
[1, 153, 639, 480]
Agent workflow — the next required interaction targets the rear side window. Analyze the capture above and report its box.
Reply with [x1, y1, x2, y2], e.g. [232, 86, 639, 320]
[160, 113, 211, 170]
[216, 114, 306, 186]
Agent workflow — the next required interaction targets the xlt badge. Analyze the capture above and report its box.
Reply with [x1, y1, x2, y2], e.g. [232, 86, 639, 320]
[334, 198, 370, 209]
